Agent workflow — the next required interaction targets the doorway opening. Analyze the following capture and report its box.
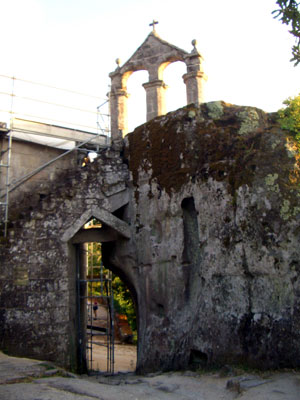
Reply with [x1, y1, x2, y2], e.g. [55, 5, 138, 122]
[75, 218, 137, 375]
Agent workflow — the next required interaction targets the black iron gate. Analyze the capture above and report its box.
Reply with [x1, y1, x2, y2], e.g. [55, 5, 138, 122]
[76, 243, 114, 375]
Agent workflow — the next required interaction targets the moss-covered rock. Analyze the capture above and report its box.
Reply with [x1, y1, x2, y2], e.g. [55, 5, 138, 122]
[125, 102, 300, 217]
[124, 102, 300, 372]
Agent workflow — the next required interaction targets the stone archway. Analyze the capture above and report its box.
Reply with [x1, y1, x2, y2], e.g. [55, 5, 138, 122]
[62, 206, 137, 373]
[0, 145, 135, 372]
[62, 206, 131, 244]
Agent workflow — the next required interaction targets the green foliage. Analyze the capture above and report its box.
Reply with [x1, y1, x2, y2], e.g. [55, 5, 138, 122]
[87, 242, 102, 297]
[272, 0, 300, 66]
[86, 241, 137, 334]
[278, 93, 300, 142]
[112, 275, 137, 332]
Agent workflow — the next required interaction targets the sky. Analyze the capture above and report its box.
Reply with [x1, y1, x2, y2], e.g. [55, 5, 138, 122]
[0, 0, 299, 133]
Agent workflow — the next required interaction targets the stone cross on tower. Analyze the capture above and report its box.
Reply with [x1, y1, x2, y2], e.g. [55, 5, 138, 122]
[149, 19, 158, 31]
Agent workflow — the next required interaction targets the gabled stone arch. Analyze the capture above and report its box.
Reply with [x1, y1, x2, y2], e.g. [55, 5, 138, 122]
[62, 205, 136, 373]
[62, 206, 131, 244]
[109, 30, 207, 142]
[0, 147, 134, 371]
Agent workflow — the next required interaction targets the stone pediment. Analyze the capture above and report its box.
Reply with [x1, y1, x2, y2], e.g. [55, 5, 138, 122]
[62, 206, 131, 242]
[118, 32, 188, 75]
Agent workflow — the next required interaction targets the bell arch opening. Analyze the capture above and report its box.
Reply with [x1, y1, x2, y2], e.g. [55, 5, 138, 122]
[126, 70, 148, 132]
[69, 215, 137, 375]
[164, 61, 187, 113]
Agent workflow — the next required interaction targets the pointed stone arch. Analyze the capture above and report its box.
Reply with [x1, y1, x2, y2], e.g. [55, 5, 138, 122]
[62, 206, 131, 244]
[62, 205, 135, 373]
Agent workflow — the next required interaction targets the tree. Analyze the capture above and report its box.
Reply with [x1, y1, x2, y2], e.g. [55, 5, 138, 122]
[272, 0, 300, 66]
[112, 275, 137, 332]
[278, 93, 300, 141]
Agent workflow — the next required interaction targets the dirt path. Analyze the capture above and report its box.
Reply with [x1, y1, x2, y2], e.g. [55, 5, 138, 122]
[90, 342, 137, 372]
[0, 351, 299, 400]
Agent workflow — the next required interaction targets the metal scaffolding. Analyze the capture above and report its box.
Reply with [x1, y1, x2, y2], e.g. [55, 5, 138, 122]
[77, 240, 115, 375]
[0, 73, 109, 133]
[0, 76, 116, 373]
[0, 74, 110, 237]
[0, 123, 11, 237]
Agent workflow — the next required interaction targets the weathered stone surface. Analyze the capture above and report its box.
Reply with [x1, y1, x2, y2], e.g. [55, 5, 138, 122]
[122, 101, 300, 372]
[0, 148, 130, 370]
[226, 375, 268, 393]
[0, 102, 299, 374]
[1, 353, 300, 400]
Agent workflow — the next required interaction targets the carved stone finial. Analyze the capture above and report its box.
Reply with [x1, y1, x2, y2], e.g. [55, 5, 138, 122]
[190, 39, 202, 57]
[115, 58, 121, 68]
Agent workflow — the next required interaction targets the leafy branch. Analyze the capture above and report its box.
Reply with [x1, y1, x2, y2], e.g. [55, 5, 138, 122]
[272, 0, 300, 66]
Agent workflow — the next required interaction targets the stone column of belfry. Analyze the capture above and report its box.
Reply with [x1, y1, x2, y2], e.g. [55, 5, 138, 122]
[142, 80, 168, 122]
[109, 88, 129, 141]
[183, 40, 207, 105]
[109, 58, 130, 142]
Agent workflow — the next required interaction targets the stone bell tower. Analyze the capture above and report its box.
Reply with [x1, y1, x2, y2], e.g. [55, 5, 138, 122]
[109, 21, 207, 142]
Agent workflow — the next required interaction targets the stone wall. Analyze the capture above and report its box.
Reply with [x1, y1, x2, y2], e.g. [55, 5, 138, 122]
[0, 102, 299, 373]
[0, 137, 77, 203]
[122, 102, 300, 371]
[0, 147, 129, 370]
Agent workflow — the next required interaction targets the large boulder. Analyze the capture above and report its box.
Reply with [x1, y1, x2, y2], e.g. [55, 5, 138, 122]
[121, 101, 300, 372]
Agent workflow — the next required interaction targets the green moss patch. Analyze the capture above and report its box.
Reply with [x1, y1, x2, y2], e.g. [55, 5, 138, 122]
[126, 102, 272, 197]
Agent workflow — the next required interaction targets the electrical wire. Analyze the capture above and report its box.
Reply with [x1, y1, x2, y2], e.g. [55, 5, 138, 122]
[0, 90, 98, 115]
[0, 73, 107, 101]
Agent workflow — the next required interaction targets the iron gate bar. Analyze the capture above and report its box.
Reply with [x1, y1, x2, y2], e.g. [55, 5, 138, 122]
[77, 241, 114, 375]
[76, 245, 85, 373]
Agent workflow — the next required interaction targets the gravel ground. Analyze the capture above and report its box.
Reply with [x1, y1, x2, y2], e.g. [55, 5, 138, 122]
[0, 351, 299, 400]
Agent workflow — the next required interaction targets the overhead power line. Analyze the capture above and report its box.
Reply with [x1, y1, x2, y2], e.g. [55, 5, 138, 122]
[0, 73, 107, 101]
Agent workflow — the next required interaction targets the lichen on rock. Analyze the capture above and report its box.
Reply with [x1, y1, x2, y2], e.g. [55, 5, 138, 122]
[237, 108, 260, 136]
[206, 101, 224, 120]
[280, 198, 300, 220]
[125, 102, 271, 198]
[265, 173, 280, 193]
[124, 101, 300, 371]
